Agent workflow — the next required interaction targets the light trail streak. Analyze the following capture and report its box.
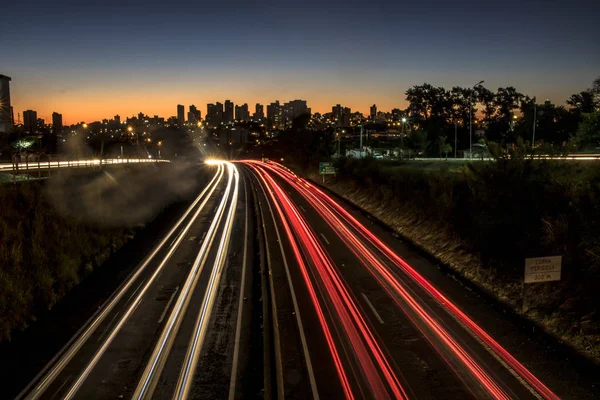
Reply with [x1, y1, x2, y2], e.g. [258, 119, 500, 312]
[133, 161, 237, 400]
[61, 164, 226, 400]
[174, 163, 239, 400]
[246, 163, 354, 400]
[246, 162, 409, 399]
[256, 161, 508, 399]
[259, 160, 559, 400]
[20, 164, 224, 400]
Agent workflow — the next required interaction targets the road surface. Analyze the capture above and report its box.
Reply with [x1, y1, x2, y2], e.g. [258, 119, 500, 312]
[12, 159, 598, 399]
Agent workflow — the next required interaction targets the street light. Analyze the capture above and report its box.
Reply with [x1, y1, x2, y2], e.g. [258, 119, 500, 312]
[400, 118, 407, 160]
[469, 80, 484, 160]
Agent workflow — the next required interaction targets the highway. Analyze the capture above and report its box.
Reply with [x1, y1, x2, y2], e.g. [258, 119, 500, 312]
[240, 160, 596, 400]
[16, 160, 254, 400]
[12, 158, 598, 399]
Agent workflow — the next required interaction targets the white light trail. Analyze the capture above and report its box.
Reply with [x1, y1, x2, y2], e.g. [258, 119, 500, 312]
[19, 164, 224, 400]
[133, 161, 238, 400]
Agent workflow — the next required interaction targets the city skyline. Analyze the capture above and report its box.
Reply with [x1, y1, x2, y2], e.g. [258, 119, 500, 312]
[3, 0, 599, 123]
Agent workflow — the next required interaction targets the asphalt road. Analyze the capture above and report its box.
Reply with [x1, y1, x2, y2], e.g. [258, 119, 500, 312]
[10, 159, 599, 399]
[241, 160, 600, 400]
[15, 161, 257, 400]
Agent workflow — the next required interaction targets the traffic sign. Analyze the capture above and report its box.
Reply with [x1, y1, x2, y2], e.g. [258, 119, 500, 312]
[319, 162, 336, 175]
[524, 256, 562, 283]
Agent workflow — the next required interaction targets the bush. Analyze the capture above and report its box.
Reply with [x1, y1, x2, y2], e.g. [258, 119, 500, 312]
[0, 181, 131, 340]
[334, 157, 600, 316]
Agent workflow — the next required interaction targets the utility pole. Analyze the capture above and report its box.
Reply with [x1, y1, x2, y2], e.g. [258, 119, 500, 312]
[469, 80, 485, 160]
[359, 125, 363, 158]
[454, 121, 458, 158]
[532, 97, 537, 149]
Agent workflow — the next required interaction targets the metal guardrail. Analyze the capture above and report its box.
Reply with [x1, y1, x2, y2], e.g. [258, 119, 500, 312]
[0, 158, 170, 172]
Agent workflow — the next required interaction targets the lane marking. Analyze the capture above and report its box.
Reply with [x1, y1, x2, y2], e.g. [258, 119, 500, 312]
[187, 236, 197, 242]
[97, 312, 120, 342]
[361, 292, 385, 324]
[228, 177, 250, 400]
[50, 375, 71, 400]
[157, 286, 180, 324]
[253, 170, 320, 400]
[319, 233, 330, 245]
[299, 205, 307, 213]
[169, 228, 184, 248]
[201, 231, 207, 240]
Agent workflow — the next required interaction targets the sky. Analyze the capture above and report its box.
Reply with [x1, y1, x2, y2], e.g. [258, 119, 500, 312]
[2, 0, 599, 124]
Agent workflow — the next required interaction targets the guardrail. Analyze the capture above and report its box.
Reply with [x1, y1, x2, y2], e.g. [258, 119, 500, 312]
[0, 158, 170, 172]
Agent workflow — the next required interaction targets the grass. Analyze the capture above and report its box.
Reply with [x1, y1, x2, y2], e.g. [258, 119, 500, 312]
[0, 163, 201, 341]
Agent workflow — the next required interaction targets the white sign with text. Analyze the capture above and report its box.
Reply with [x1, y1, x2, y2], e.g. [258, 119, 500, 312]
[524, 256, 562, 283]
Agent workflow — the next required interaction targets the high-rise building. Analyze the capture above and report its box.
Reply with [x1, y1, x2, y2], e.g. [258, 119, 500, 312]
[188, 105, 201, 124]
[254, 103, 264, 119]
[283, 100, 310, 127]
[370, 104, 377, 119]
[52, 112, 63, 134]
[267, 101, 283, 129]
[114, 114, 121, 125]
[177, 104, 185, 125]
[0, 74, 12, 133]
[235, 103, 249, 121]
[224, 100, 234, 123]
[23, 110, 37, 133]
[207, 102, 223, 126]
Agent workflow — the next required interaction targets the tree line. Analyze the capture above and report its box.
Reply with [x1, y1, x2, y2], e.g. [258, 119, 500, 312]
[403, 77, 600, 155]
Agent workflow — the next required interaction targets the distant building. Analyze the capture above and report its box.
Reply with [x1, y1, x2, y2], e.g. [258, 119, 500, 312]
[370, 104, 377, 119]
[235, 103, 249, 121]
[52, 112, 63, 134]
[177, 104, 185, 125]
[224, 100, 234, 123]
[207, 102, 223, 126]
[332, 104, 350, 127]
[254, 103, 264, 119]
[23, 110, 37, 133]
[0, 74, 12, 133]
[188, 104, 201, 124]
[283, 100, 310, 127]
[267, 101, 283, 129]
[114, 114, 121, 125]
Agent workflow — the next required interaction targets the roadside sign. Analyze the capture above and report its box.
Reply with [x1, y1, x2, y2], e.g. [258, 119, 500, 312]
[524, 256, 562, 283]
[261, 157, 269, 162]
[319, 162, 336, 175]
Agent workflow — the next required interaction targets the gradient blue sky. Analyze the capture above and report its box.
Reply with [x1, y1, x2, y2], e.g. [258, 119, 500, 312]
[2, 0, 599, 123]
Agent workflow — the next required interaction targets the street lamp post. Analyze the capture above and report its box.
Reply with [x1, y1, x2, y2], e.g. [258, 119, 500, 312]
[401, 117, 407, 160]
[359, 125, 363, 158]
[454, 121, 458, 158]
[469, 80, 484, 160]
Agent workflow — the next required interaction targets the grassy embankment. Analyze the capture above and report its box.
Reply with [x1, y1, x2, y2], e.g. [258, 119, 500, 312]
[0, 164, 201, 341]
[315, 156, 600, 362]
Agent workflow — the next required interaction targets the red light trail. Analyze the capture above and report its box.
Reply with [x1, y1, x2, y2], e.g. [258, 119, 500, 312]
[243, 159, 559, 400]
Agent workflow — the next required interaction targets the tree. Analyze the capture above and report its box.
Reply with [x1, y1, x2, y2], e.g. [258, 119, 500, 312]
[567, 91, 596, 114]
[437, 136, 449, 159]
[577, 112, 600, 149]
[407, 129, 429, 156]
